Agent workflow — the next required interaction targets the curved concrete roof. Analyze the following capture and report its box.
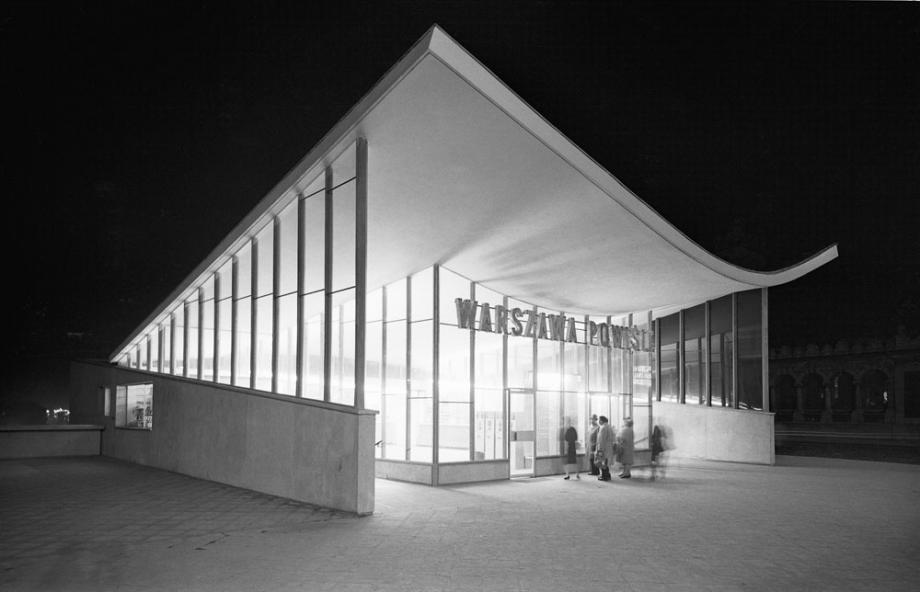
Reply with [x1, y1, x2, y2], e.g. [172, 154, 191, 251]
[111, 25, 836, 359]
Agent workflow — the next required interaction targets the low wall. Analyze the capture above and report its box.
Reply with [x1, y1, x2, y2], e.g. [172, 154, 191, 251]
[652, 402, 775, 465]
[0, 424, 102, 459]
[70, 361, 376, 514]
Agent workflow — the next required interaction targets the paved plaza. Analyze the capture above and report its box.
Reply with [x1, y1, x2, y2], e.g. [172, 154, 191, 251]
[1, 455, 918, 591]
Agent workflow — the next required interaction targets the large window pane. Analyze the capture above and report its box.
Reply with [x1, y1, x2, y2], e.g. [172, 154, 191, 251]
[254, 224, 273, 391]
[186, 297, 199, 378]
[710, 295, 733, 407]
[330, 290, 355, 405]
[439, 327, 470, 403]
[217, 262, 232, 384]
[737, 290, 763, 410]
[255, 296, 273, 391]
[235, 296, 251, 387]
[302, 194, 325, 294]
[409, 319, 432, 462]
[439, 402, 470, 461]
[383, 283, 407, 460]
[162, 322, 171, 374]
[278, 199, 298, 296]
[201, 276, 215, 381]
[683, 304, 704, 404]
[276, 293, 297, 395]
[301, 292, 324, 399]
[173, 305, 184, 377]
[658, 313, 679, 402]
[535, 390, 561, 457]
[507, 299, 534, 389]
[150, 327, 160, 372]
[332, 184, 355, 291]
[474, 388, 504, 460]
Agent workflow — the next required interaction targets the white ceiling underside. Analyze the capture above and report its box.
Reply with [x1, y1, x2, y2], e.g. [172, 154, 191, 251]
[358, 50, 835, 316]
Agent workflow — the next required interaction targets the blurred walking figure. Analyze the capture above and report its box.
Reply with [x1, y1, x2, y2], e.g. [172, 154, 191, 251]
[562, 417, 580, 480]
[616, 418, 635, 478]
[586, 414, 600, 476]
[595, 416, 616, 481]
[650, 424, 668, 480]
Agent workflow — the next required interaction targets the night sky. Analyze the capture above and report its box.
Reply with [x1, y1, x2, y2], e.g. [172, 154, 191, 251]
[3, 1, 919, 409]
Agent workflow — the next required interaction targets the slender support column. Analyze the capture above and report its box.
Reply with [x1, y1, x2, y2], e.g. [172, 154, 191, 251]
[380, 286, 388, 456]
[213, 272, 220, 382]
[296, 194, 306, 397]
[704, 301, 711, 406]
[432, 265, 440, 486]
[731, 293, 738, 409]
[405, 275, 412, 462]
[158, 328, 164, 373]
[183, 300, 190, 378]
[501, 295, 508, 461]
[678, 310, 685, 404]
[197, 286, 205, 381]
[654, 318, 660, 402]
[355, 136, 368, 410]
[469, 283, 476, 461]
[250, 238, 259, 390]
[272, 216, 281, 394]
[762, 287, 770, 412]
[230, 255, 239, 386]
[323, 167, 334, 403]
[169, 313, 176, 375]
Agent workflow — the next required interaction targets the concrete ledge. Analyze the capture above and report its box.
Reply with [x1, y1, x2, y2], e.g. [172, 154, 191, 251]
[0, 424, 103, 458]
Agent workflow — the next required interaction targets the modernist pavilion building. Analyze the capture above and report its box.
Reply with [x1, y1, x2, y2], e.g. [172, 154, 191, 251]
[71, 26, 837, 514]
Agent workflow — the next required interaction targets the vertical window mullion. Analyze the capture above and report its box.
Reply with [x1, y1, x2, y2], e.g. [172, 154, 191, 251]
[272, 216, 281, 393]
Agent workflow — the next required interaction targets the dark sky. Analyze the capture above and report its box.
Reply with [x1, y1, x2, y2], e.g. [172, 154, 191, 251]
[3, 1, 919, 407]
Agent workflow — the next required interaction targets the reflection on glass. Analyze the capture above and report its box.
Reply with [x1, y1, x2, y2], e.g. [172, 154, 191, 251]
[737, 290, 763, 410]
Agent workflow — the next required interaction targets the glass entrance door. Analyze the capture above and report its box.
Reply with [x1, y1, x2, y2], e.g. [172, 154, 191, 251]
[508, 388, 535, 477]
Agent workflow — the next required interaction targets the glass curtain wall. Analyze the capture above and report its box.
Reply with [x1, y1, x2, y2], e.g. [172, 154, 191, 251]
[654, 290, 763, 412]
[374, 265, 654, 468]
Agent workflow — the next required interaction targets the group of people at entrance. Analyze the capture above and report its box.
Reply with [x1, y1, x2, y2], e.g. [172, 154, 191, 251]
[562, 415, 634, 480]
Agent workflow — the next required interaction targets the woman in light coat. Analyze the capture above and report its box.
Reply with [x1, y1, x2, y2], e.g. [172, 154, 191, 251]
[594, 416, 616, 481]
[616, 418, 635, 478]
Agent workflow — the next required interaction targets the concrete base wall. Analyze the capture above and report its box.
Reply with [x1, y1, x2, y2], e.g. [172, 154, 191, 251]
[70, 361, 376, 514]
[439, 460, 508, 484]
[653, 402, 775, 465]
[374, 460, 434, 484]
[0, 425, 102, 459]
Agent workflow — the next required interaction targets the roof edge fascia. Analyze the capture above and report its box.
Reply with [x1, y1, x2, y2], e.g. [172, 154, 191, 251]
[425, 27, 839, 287]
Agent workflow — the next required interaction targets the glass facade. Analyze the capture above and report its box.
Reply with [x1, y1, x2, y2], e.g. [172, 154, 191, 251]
[111, 139, 768, 481]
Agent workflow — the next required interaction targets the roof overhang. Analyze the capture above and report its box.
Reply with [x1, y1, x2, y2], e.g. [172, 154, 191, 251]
[110, 25, 837, 359]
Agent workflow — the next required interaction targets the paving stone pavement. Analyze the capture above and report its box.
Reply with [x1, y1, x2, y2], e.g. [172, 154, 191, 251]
[1, 455, 918, 591]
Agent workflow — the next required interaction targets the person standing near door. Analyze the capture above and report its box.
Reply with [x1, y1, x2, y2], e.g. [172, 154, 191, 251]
[586, 414, 600, 476]
[595, 416, 616, 481]
[562, 417, 580, 480]
[616, 418, 635, 479]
